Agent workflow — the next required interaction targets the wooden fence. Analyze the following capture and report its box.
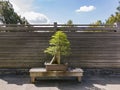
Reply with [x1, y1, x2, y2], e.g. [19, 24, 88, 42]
[0, 22, 118, 32]
[0, 23, 120, 69]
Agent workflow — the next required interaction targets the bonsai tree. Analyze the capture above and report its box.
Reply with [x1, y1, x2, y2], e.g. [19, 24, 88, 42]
[44, 31, 70, 64]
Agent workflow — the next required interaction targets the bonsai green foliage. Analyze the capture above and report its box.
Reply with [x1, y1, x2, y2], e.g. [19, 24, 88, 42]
[44, 31, 71, 64]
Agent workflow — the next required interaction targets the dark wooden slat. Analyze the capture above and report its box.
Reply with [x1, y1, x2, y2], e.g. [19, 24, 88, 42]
[0, 62, 43, 68]
[71, 63, 120, 68]
[0, 32, 120, 68]
[0, 32, 53, 37]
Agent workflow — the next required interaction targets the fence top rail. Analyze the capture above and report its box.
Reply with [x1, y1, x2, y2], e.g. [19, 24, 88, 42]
[0, 24, 116, 27]
[0, 22, 118, 32]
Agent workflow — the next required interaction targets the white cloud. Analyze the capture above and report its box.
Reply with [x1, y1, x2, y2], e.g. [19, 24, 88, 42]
[9, 0, 49, 24]
[76, 5, 96, 13]
[23, 12, 49, 24]
[10, 0, 34, 12]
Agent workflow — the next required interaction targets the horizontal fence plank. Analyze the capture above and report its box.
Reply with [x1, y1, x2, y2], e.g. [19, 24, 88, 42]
[0, 28, 120, 68]
[70, 63, 120, 68]
[0, 62, 43, 68]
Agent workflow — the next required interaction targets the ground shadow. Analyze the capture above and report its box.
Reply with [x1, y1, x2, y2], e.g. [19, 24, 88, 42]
[0, 74, 30, 85]
[0, 74, 120, 90]
[35, 79, 103, 90]
[34, 75, 120, 90]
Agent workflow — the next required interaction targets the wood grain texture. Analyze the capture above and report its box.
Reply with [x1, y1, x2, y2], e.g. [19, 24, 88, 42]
[0, 31, 120, 68]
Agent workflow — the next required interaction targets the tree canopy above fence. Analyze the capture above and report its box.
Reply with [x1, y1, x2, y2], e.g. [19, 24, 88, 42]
[0, 1, 29, 24]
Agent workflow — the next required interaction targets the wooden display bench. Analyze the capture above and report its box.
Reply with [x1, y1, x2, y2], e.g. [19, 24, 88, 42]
[29, 68, 83, 83]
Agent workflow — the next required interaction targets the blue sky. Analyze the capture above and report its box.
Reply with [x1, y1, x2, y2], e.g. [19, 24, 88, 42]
[10, 0, 119, 24]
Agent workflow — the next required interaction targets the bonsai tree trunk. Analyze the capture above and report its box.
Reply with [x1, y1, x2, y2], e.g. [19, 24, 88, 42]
[50, 51, 61, 64]
[56, 51, 60, 64]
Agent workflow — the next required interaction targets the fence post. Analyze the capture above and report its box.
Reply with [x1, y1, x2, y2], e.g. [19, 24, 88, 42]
[54, 22, 57, 31]
[115, 22, 120, 32]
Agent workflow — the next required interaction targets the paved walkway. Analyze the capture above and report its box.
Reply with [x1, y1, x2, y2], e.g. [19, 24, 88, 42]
[0, 74, 120, 90]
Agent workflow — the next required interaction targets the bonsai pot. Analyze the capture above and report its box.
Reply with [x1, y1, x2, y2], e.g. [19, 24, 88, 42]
[45, 63, 68, 71]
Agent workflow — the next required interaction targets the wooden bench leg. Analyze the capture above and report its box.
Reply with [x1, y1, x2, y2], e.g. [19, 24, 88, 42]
[77, 76, 81, 82]
[31, 77, 35, 83]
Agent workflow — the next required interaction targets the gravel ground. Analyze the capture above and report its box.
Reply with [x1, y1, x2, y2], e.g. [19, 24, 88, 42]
[0, 74, 120, 90]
